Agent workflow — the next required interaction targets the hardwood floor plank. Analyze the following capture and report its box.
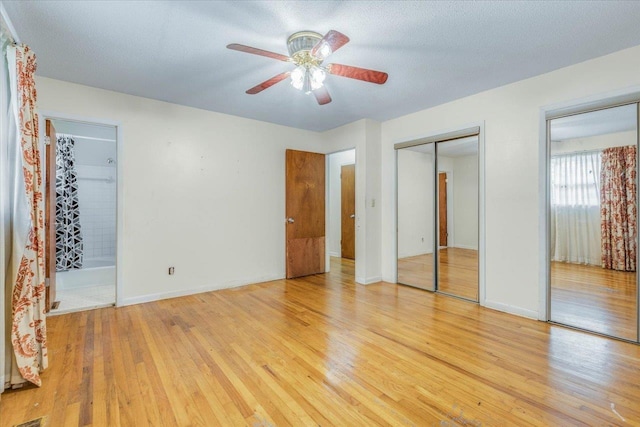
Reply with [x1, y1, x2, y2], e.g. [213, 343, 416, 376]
[551, 261, 637, 340]
[2, 257, 640, 426]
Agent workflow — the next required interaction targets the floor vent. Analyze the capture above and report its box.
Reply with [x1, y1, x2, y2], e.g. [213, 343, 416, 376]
[14, 416, 46, 427]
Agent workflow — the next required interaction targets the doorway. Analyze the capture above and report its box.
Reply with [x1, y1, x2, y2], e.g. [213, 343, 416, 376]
[546, 102, 639, 342]
[44, 117, 118, 314]
[328, 149, 356, 273]
[395, 129, 482, 302]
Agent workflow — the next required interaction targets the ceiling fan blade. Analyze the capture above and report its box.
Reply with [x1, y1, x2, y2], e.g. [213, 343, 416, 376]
[310, 30, 350, 59]
[246, 72, 291, 95]
[227, 43, 291, 62]
[313, 86, 332, 105]
[327, 64, 388, 84]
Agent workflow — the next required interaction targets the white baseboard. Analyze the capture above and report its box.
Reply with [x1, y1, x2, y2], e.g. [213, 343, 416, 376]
[484, 299, 538, 320]
[329, 251, 341, 257]
[356, 276, 382, 285]
[120, 273, 284, 307]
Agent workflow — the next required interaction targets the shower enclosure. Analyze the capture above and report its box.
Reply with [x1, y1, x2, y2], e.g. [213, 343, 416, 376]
[51, 119, 117, 313]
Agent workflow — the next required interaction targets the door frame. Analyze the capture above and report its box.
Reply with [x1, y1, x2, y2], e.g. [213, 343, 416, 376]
[325, 148, 357, 273]
[539, 88, 640, 342]
[437, 170, 454, 249]
[39, 110, 124, 307]
[393, 123, 486, 305]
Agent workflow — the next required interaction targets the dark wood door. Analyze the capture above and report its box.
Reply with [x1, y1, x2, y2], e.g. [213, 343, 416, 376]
[45, 120, 57, 312]
[285, 149, 326, 278]
[341, 164, 355, 259]
[438, 172, 447, 247]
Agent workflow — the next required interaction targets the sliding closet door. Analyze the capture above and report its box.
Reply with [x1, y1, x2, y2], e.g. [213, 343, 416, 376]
[436, 137, 479, 301]
[397, 143, 435, 291]
[549, 103, 638, 341]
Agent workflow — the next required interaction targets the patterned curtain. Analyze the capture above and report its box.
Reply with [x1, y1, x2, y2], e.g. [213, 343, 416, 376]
[600, 146, 637, 271]
[7, 44, 48, 387]
[56, 135, 83, 271]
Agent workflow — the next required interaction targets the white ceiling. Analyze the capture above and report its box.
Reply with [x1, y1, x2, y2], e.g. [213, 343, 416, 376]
[550, 103, 637, 141]
[5, 1, 640, 132]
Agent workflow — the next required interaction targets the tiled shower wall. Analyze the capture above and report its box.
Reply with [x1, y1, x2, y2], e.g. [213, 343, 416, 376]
[76, 164, 116, 262]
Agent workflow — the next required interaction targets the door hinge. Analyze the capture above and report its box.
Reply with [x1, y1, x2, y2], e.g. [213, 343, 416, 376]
[45, 278, 50, 288]
[44, 136, 51, 146]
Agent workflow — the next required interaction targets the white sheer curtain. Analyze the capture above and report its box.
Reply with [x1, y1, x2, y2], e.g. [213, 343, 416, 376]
[550, 150, 602, 265]
[0, 31, 17, 392]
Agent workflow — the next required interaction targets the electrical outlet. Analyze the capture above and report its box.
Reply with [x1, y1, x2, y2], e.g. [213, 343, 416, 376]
[168, 267, 175, 275]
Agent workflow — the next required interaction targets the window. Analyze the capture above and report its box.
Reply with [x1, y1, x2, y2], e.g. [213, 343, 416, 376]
[550, 151, 601, 207]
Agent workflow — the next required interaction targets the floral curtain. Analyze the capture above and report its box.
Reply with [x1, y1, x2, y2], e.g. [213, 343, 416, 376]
[7, 44, 48, 387]
[56, 135, 83, 271]
[600, 146, 637, 271]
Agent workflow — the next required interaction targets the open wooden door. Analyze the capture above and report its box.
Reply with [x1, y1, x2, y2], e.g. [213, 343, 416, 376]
[45, 120, 57, 312]
[285, 149, 325, 278]
[340, 164, 355, 259]
[438, 172, 447, 247]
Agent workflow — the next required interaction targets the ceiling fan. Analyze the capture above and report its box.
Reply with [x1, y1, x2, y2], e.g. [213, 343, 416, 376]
[227, 30, 388, 105]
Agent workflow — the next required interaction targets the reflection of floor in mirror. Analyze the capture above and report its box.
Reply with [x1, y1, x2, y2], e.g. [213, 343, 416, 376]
[551, 262, 637, 340]
[397, 247, 478, 301]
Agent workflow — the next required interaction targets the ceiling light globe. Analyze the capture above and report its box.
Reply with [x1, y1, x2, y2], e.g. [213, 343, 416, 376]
[291, 66, 305, 90]
[311, 67, 326, 84]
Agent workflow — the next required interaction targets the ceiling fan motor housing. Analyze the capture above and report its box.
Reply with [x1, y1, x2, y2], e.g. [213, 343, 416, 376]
[287, 31, 323, 66]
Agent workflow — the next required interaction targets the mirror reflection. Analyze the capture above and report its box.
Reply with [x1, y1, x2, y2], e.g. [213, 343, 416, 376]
[549, 103, 638, 341]
[437, 137, 479, 301]
[397, 143, 435, 290]
[397, 135, 479, 300]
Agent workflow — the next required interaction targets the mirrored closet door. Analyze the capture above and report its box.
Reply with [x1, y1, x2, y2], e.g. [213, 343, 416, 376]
[549, 103, 639, 341]
[437, 137, 479, 301]
[396, 131, 480, 301]
[397, 143, 435, 291]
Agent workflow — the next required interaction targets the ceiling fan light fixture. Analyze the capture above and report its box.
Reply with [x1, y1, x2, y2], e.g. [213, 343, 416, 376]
[291, 65, 326, 93]
[227, 29, 387, 105]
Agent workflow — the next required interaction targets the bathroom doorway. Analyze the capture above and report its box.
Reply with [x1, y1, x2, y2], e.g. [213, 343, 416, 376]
[45, 118, 118, 314]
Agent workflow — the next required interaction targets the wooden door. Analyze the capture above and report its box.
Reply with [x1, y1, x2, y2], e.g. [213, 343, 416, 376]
[438, 172, 447, 247]
[285, 149, 326, 278]
[340, 164, 355, 259]
[45, 120, 57, 312]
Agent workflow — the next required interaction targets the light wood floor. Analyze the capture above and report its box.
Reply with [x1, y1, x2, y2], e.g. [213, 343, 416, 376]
[398, 247, 478, 301]
[551, 261, 638, 341]
[2, 258, 640, 426]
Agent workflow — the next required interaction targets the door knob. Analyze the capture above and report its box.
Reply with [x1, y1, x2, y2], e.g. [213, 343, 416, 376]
[287, 217, 295, 223]
[350, 214, 355, 219]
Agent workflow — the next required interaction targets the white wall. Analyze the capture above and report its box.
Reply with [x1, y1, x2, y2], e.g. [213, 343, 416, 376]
[36, 76, 325, 305]
[328, 149, 355, 257]
[382, 44, 640, 319]
[452, 154, 478, 250]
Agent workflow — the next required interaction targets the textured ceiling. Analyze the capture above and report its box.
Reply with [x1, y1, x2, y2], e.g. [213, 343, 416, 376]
[4, 1, 640, 132]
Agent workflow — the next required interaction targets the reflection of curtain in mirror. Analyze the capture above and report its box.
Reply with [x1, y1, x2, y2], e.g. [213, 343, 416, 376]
[601, 146, 636, 271]
[550, 151, 601, 265]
